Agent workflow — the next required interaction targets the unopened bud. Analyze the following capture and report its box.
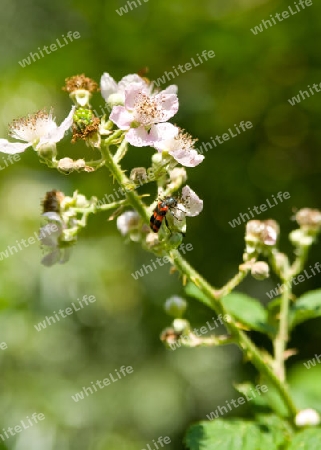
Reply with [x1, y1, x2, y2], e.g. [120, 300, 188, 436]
[290, 229, 314, 247]
[295, 409, 320, 427]
[130, 167, 148, 184]
[251, 261, 270, 280]
[116, 210, 141, 236]
[37, 143, 57, 160]
[57, 157, 75, 173]
[164, 296, 187, 318]
[246, 220, 279, 249]
[295, 208, 321, 230]
[173, 318, 190, 335]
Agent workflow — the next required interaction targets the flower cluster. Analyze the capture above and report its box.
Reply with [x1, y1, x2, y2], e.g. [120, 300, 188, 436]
[0, 72, 204, 265]
[40, 190, 96, 266]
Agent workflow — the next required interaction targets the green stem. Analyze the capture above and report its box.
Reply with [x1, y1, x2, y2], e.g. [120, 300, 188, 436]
[170, 249, 297, 418]
[273, 244, 312, 382]
[113, 138, 128, 164]
[100, 138, 297, 419]
[274, 282, 291, 382]
[100, 136, 150, 224]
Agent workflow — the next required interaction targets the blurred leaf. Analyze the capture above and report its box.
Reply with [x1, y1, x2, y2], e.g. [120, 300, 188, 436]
[222, 293, 276, 336]
[185, 285, 276, 335]
[289, 364, 321, 412]
[184, 415, 292, 450]
[185, 282, 215, 309]
[287, 428, 321, 450]
[289, 290, 321, 330]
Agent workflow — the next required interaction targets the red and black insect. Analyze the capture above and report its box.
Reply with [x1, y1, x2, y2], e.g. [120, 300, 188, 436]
[150, 196, 179, 233]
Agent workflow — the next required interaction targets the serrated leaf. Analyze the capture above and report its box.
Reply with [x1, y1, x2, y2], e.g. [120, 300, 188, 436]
[222, 293, 276, 336]
[289, 290, 321, 330]
[184, 416, 291, 450]
[287, 428, 321, 450]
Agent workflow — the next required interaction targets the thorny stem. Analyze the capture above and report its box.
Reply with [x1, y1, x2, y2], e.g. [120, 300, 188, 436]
[99, 134, 298, 419]
[170, 249, 297, 418]
[274, 282, 291, 382]
[273, 244, 311, 383]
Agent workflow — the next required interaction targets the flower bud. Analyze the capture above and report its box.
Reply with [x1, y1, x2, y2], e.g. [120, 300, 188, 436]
[130, 167, 148, 184]
[289, 229, 314, 247]
[37, 143, 57, 160]
[295, 208, 321, 230]
[173, 318, 190, 335]
[295, 409, 320, 427]
[57, 157, 75, 173]
[169, 167, 187, 185]
[251, 261, 270, 280]
[245, 220, 279, 255]
[164, 296, 187, 318]
[116, 211, 141, 236]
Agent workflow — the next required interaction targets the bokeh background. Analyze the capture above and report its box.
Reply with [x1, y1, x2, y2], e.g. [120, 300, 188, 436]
[0, 0, 321, 448]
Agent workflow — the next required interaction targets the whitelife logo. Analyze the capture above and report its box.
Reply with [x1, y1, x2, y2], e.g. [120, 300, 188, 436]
[250, 0, 313, 35]
[34, 295, 96, 331]
[71, 365, 134, 402]
[18, 31, 81, 68]
[153, 50, 215, 88]
[266, 262, 321, 299]
[228, 192, 290, 228]
[0, 413, 45, 443]
[206, 385, 268, 420]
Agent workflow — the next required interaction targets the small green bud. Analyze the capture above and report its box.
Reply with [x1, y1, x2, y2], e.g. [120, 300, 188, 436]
[165, 296, 187, 318]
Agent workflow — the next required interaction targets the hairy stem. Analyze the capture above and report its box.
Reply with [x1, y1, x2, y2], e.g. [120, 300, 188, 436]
[100, 136, 297, 418]
[171, 249, 297, 417]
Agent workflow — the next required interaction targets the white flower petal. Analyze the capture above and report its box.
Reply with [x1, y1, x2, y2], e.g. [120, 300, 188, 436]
[41, 249, 61, 267]
[100, 73, 118, 102]
[118, 74, 150, 93]
[150, 123, 179, 147]
[117, 211, 140, 235]
[0, 139, 31, 154]
[182, 185, 203, 217]
[161, 85, 178, 95]
[126, 127, 156, 147]
[38, 106, 75, 147]
[169, 148, 205, 167]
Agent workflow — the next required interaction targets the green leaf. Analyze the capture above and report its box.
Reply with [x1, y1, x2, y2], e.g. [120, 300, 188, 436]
[288, 363, 321, 412]
[185, 282, 214, 309]
[222, 293, 276, 336]
[289, 289, 321, 330]
[184, 416, 291, 450]
[287, 428, 321, 450]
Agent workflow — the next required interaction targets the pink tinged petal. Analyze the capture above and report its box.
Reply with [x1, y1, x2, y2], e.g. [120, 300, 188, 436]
[126, 127, 156, 147]
[0, 139, 31, 154]
[150, 123, 179, 148]
[154, 92, 179, 121]
[170, 148, 205, 167]
[124, 87, 143, 110]
[110, 106, 133, 129]
[182, 185, 203, 216]
[100, 73, 118, 101]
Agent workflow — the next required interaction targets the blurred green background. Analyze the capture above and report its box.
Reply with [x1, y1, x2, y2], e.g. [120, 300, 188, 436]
[0, 0, 321, 448]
